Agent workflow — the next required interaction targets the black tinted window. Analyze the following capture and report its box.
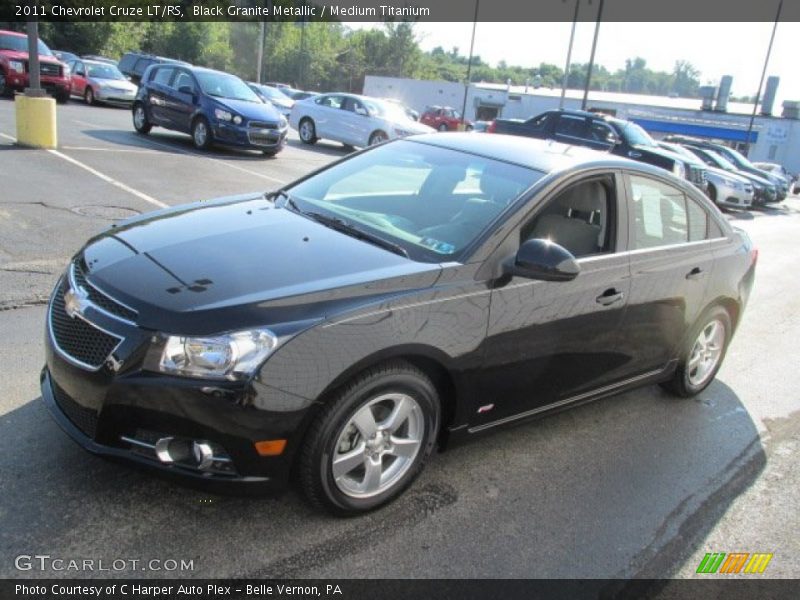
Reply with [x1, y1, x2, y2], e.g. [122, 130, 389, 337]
[133, 58, 154, 76]
[555, 115, 587, 139]
[151, 67, 174, 86]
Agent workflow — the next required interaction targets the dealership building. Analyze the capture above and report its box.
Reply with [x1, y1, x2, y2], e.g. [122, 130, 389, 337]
[364, 75, 800, 173]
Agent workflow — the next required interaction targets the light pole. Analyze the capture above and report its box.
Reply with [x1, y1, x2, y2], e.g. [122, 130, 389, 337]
[559, 0, 580, 110]
[581, 0, 604, 111]
[460, 0, 480, 128]
[744, 0, 783, 155]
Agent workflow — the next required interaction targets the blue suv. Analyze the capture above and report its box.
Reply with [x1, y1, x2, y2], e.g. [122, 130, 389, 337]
[132, 64, 288, 156]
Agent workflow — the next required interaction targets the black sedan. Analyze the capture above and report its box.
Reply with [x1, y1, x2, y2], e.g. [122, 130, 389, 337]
[42, 134, 756, 514]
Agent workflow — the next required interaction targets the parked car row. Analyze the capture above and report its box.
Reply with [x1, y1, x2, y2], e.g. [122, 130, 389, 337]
[487, 109, 793, 211]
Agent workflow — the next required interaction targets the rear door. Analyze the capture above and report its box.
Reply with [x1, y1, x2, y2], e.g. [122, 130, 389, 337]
[145, 66, 176, 126]
[615, 173, 715, 376]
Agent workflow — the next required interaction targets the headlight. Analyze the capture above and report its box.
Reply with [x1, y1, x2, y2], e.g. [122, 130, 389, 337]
[62, 64, 71, 76]
[9, 60, 24, 74]
[672, 162, 685, 179]
[279, 116, 288, 129]
[232, 115, 242, 125]
[214, 108, 233, 122]
[721, 177, 741, 189]
[158, 328, 278, 380]
[394, 128, 413, 138]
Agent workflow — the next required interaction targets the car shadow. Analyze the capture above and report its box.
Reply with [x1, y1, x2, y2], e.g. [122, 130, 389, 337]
[0, 377, 763, 579]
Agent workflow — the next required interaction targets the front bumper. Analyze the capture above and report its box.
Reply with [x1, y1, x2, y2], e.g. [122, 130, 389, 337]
[6, 72, 70, 95]
[42, 271, 313, 491]
[213, 120, 289, 152]
[711, 178, 753, 208]
[94, 86, 136, 105]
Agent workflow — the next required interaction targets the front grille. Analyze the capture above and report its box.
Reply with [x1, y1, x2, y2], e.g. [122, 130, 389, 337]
[688, 165, 707, 185]
[247, 131, 281, 147]
[50, 280, 122, 370]
[27, 62, 62, 77]
[72, 260, 137, 322]
[248, 121, 278, 130]
[52, 381, 98, 439]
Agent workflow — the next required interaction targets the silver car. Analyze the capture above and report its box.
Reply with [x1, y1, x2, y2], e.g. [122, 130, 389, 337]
[69, 59, 137, 106]
[659, 142, 753, 209]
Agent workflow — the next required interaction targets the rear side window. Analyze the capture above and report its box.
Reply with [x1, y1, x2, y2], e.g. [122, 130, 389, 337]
[133, 58, 154, 76]
[151, 67, 174, 86]
[555, 115, 587, 139]
[630, 175, 688, 248]
[686, 197, 708, 241]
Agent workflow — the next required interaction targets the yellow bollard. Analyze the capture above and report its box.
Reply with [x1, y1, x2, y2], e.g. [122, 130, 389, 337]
[15, 94, 58, 149]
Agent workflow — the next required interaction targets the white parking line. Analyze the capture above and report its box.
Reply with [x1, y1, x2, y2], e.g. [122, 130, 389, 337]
[47, 149, 168, 208]
[62, 145, 161, 154]
[138, 135, 288, 185]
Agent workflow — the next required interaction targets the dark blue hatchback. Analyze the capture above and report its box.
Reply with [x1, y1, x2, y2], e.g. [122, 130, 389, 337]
[132, 64, 289, 156]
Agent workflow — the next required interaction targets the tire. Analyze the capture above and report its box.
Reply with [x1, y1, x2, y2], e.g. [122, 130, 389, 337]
[368, 130, 388, 146]
[55, 90, 69, 104]
[342, 144, 356, 152]
[132, 103, 151, 134]
[191, 116, 213, 150]
[298, 118, 317, 144]
[707, 184, 717, 205]
[437, 123, 448, 132]
[298, 360, 440, 515]
[661, 306, 732, 398]
[0, 70, 12, 98]
[262, 149, 278, 157]
[84, 87, 95, 106]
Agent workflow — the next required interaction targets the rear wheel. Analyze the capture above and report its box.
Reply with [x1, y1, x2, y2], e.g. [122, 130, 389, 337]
[132, 103, 151, 134]
[661, 307, 731, 397]
[191, 117, 213, 150]
[707, 184, 717, 205]
[298, 360, 440, 515]
[299, 118, 317, 144]
[437, 123, 448, 132]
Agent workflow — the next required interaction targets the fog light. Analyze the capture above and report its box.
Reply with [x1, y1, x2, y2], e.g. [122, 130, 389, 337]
[192, 441, 214, 470]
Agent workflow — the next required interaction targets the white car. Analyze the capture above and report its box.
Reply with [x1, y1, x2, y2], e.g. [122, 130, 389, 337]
[289, 93, 434, 148]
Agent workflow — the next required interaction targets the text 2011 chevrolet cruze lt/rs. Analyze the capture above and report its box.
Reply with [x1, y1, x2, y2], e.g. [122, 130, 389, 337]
[43, 134, 756, 514]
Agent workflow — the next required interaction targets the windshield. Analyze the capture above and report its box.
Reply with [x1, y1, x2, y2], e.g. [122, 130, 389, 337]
[88, 64, 125, 80]
[0, 33, 53, 56]
[286, 140, 544, 261]
[196, 71, 260, 102]
[363, 99, 414, 122]
[720, 146, 756, 169]
[258, 85, 291, 102]
[661, 143, 696, 160]
[621, 122, 656, 147]
[701, 149, 737, 171]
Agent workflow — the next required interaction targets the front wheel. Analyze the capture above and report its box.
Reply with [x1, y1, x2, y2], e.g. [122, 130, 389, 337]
[191, 117, 213, 150]
[368, 130, 388, 146]
[661, 307, 731, 397]
[132, 103, 151, 134]
[84, 87, 95, 106]
[55, 90, 69, 104]
[437, 123, 448, 132]
[0, 71, 10, 97]
[298, 360, 440, 515]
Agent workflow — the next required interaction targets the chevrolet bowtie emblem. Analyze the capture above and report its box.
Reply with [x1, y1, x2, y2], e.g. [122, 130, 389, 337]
[64, 285, 90, 319]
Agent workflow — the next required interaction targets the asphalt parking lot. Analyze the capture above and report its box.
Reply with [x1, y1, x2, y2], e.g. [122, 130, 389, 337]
[1, 98, 798, 582]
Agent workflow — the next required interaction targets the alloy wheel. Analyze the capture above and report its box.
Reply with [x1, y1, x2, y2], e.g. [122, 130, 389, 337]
[369, 132, 387, 145]
[133, 106, 146, 129]
[686, 318, 725, 386]
[193, 121, 208, 147]
[332, 393, 423, 498]
[300, 120, 314, 142]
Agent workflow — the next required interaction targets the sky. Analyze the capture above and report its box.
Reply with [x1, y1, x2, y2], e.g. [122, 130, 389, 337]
[347, 22, 800, 109]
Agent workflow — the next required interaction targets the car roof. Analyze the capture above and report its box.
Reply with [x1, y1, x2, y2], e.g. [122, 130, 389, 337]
[407, 132, 647, 174]
[0, 30, 25, 37]
[83, 59, 115, 67]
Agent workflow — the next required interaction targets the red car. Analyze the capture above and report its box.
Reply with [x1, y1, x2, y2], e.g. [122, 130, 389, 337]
[0, 30, 71, 103]
[420, 105, 473, 131]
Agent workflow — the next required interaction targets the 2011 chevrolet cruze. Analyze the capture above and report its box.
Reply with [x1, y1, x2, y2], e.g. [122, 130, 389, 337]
[43, 134, 756, 514]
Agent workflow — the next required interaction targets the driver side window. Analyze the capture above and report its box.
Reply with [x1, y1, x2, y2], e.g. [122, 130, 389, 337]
[521, 176, 616, 258]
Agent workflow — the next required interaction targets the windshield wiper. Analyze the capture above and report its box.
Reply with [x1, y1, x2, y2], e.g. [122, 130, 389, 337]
[304, 212, 409, 258]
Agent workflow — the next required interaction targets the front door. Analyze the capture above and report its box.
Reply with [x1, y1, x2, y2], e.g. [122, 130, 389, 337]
[475, 173, 633, 425]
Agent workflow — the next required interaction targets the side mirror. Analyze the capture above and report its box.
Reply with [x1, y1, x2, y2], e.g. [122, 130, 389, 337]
[505, 238, 580, 282]
[355, 107, 368, 116]
[178, 85, 194, 95]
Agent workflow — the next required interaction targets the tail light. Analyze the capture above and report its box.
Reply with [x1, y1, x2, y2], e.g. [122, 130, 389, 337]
[487, 120, 497, 133]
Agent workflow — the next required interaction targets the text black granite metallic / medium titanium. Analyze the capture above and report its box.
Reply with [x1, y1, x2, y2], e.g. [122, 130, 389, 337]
[42, 134, 756, 514]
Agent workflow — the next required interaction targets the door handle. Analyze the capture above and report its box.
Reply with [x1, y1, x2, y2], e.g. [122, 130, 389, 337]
[596, 288, 624, 306]
[686, 267, 705, 280]
[628, 151, 642, 158]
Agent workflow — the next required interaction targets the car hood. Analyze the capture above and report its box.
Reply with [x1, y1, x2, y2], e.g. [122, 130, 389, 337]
[0, 49, 61, 65]
[386, 118, 435, 134]
[634, 143, 701, 166]
[90, 77, 136, 91]
[79, 195, 441, 334]
[212, 97, 282, 122]
[731, 170, 772, 187]
[705, 166, 751, 184]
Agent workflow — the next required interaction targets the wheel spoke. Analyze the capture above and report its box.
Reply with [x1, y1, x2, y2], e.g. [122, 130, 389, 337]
[687, 350, 703, 370]
[332, 443, 366, 479]
[382, 396, 414, 433]
[389, 436, 420, 459]
[361, 456, 383, 493]
[352, 406, 378, 438]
